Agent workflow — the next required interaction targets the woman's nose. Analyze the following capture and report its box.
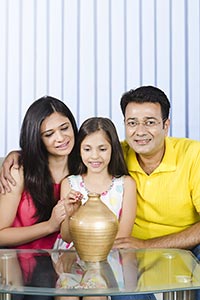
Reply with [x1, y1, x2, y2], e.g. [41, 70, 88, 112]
[55, 131, 65, 141]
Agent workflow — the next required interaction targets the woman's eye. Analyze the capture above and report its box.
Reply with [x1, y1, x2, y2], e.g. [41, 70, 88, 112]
[44, 132, 53, 137]
[61, 126, 69, 131]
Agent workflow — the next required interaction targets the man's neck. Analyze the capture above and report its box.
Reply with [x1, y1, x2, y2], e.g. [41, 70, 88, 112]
[137, 149, 165, 175]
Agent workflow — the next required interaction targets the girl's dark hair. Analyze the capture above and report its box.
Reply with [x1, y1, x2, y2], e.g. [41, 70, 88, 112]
[73, 117, 129, 177]
[120, 85, 171, 121]
[19, 96, 78, 222]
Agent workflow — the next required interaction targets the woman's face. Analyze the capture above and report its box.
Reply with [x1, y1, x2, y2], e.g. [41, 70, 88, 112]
[40, 112, 75, 157]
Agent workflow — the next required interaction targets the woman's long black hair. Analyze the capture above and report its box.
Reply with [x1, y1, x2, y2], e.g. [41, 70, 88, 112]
[19, 96, 78, 222]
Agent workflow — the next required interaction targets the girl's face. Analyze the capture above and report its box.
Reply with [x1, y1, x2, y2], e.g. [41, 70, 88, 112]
[80, 130, 112, 174]
[41, 112, 75, 157]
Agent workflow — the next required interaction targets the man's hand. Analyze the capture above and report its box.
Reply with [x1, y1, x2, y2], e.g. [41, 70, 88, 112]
[0, 151, 20, 194]
[114, 236, 146, 249]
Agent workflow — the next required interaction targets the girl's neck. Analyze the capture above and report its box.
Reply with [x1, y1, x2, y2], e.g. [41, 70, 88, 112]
[82, 172, 113, 195]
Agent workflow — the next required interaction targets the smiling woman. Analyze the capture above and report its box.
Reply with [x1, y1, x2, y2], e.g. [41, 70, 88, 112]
[40, 112, 75, 159]
[0, 96, 78, 250]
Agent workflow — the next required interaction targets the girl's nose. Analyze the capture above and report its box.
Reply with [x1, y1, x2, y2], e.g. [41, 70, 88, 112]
[91, 150, 99, 158]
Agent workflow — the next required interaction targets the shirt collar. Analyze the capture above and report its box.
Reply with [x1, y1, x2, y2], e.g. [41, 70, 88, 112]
[126, 137, 177, 173]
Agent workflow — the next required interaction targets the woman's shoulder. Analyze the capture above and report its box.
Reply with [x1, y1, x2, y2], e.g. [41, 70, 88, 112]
[8, 166, 24, 193]
[11, 165, 24, 182]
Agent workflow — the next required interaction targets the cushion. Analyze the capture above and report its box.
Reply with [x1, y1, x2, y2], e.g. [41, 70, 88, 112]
[0, 157, 4, 168]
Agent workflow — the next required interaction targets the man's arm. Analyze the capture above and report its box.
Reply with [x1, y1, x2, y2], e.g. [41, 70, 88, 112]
[0, 151, 21, 194]
[114, 221, 200, 250]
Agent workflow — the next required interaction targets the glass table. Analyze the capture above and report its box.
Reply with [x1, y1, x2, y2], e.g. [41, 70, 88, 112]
[0, 248, 200, 299]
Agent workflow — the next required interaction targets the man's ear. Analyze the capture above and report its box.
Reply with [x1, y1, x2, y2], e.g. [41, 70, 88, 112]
[164, 118, 170, 135]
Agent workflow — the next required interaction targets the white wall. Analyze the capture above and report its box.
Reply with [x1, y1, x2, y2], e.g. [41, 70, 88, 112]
[0, 0, 199, 156]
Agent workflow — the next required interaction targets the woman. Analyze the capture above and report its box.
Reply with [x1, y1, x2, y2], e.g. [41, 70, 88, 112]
[0, 95, 78, 248]
[0, 96, 78, 300]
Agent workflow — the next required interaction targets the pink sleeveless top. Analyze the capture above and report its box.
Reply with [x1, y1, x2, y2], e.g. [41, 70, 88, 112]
[11, 184, 60, 249]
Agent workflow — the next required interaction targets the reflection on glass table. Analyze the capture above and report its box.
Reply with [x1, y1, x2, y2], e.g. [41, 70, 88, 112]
[0, 248, 200, 299]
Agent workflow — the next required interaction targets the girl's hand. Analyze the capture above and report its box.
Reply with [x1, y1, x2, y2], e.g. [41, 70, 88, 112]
[54, 251, 77, 274]
[64, 190, 83, 217]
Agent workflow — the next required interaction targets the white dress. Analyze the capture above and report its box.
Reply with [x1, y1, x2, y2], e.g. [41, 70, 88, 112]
[54, 174, 125, 250]
[52, 174, 125, 291]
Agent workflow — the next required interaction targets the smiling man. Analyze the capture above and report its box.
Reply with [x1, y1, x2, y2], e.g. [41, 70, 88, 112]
[115, 86, 200, 254]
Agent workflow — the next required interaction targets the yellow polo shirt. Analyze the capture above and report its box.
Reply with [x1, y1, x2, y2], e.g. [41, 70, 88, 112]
[121, 137, 200, 239]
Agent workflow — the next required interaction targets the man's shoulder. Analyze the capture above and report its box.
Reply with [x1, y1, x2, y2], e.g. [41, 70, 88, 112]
[121, 140, 133, 156]
[167, 136, 200, 153]
[120, 140, 128, 146]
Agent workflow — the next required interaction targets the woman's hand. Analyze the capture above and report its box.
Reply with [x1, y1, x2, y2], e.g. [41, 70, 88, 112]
[0, 151, 20, 194]
[48, 200, 66, 232]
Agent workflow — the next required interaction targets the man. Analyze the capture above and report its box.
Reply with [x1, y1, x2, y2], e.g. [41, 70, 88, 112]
[114, 86, 200, 258]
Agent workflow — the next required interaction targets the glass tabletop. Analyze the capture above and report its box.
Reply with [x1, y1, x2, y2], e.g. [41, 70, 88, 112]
[0, 248, 200, 297]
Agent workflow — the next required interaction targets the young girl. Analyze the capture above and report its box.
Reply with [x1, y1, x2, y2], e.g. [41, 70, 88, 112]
[53, 117, 137, 300]
[56, 117, 136, 248]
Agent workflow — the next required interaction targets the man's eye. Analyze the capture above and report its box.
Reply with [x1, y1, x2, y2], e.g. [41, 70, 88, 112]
[145, 120, 156, 127]
[128, 121, 137, 127]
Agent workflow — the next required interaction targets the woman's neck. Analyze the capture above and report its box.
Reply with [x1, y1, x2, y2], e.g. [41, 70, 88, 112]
[48, 155, 69, 183]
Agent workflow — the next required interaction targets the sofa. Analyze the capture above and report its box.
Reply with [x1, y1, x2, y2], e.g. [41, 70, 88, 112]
[0, 157, 3, 168]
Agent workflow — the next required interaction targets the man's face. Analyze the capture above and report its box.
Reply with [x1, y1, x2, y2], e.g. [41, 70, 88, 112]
[124, 102, 170, 157]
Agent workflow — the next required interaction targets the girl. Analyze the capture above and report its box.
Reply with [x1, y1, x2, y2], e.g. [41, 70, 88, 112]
[53, 117, 137, 300]
[60, 117, 136, 245]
